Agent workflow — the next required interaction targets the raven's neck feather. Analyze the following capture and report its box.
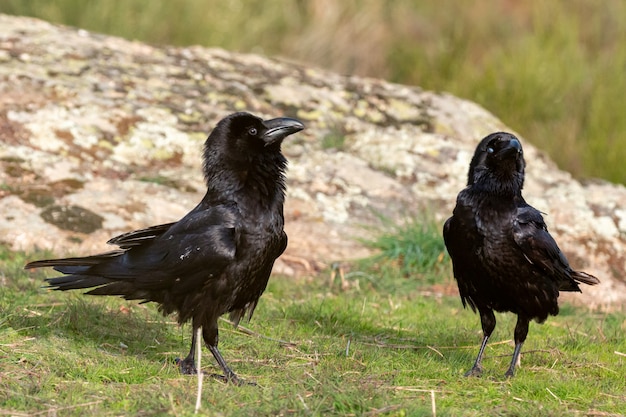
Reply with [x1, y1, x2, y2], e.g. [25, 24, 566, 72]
[470, 164, 524, 196]
[203, 153, 287, 207]
[474, 173, 524, 197]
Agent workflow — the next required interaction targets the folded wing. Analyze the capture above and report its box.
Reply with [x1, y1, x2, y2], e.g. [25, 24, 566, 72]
[25, 202, 240, 300]
[512, 205, 599, 290]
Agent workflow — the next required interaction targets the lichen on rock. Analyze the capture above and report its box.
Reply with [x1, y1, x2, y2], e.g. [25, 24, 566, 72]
[40, 204, 104, 234]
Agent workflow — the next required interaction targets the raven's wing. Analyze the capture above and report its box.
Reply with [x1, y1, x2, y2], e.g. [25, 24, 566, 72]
[117, 202, 237, 281]
[443, 213, 479, 311]
[512, 205, 565, 274]
[27, 202, 240, 297]
[107, 222, 178, 249]
[512, 205, 598, 289]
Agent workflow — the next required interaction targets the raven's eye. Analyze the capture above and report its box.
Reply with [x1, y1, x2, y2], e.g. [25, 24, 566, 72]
[487, 147, 494, 154]
[248, 127, 258, 136]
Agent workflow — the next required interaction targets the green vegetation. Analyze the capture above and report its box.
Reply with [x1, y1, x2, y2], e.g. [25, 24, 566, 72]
[359, 217, 450, 291]
[1, 220, 624, 416]
[321, 132, 346, 152]
[1, 1, 625, 183]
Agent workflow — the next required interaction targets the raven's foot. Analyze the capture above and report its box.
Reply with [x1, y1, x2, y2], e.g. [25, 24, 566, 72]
[175, 357, 255, 385]
[504, 367, 516, 378]
[175, 357, 198, 375]
[210, 372, 256, 386]
[464, 365, 483, 377]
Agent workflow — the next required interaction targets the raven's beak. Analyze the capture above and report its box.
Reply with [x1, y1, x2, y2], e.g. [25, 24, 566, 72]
[498, 138, 523, 159]
[262, 117, 305, 146]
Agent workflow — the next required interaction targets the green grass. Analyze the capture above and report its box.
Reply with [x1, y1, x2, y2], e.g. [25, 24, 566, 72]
[1, 222, 624, 416]
[359, 217, 450, 292]
[2, 1, 626, 183]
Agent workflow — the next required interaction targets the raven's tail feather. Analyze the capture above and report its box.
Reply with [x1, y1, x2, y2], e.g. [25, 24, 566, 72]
[46, 275, 111, 291]
[26, 251, 156, 303]
[25, 251, 126, 291]
[24, 251, 125, 270]
[572, 270, 600, 286]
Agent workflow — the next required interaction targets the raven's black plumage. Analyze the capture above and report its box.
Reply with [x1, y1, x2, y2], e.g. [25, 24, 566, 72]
[443, 132, 599, 377]
[25, 112, 304, 384]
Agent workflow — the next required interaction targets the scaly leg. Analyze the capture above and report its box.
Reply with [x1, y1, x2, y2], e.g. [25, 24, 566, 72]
[465, 308, 496, 377]
[204, 325, 252, 386]
[504, 315, 529, 378]
[175, 326, 199, 374]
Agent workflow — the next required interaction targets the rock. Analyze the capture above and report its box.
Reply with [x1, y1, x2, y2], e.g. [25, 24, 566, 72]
[0, 14, 624, 307]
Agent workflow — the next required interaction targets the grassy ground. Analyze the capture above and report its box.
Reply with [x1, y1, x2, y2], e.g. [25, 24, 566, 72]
[1, 222, 624, 417]
[1, 1, 626, 183]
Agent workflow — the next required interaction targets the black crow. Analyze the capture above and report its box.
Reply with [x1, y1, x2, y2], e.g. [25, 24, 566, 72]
[25, 112, 304, 385]
[443, 132, 599, 378]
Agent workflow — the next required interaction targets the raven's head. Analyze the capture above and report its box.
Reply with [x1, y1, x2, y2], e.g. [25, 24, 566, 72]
[203, 112, 303, 167]
[202, 112, 304, 189]
[207, 112, 303, 157]
[467, 132, 526, 192]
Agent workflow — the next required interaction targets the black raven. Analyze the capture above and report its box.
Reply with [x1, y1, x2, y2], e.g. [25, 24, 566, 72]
[25, 112, 304, 385]
[443, 132, 599, 377]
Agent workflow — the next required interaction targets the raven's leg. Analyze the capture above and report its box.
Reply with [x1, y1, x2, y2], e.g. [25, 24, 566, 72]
[204, 325, 248, 386]
[505, 315, 529, 378]
[465, 308, 496, 377]
[175, 326, 199, 374]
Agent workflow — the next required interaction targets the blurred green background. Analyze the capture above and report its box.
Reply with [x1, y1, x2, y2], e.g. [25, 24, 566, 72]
[2, 0, 625, 183]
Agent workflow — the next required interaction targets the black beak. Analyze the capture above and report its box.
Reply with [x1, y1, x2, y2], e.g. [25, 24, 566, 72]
[262, 117, 305, 146]
[497, 138, 523, 159]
